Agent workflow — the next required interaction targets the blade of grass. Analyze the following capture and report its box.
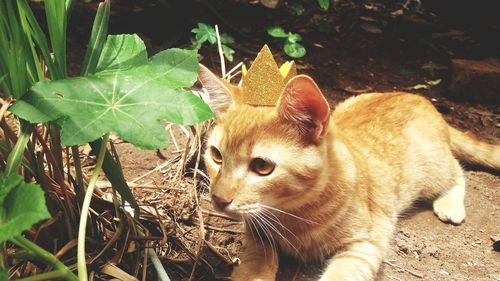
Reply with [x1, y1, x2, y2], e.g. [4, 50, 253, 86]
[5, 121, 32, 176]
[44, 0, 67, 78]
[1, 1, 30, 98]
[17, 0, 59, 80]
[65, 0, 75, 19]
[18, 15, 43, 83]
[81, 0, 110, 76]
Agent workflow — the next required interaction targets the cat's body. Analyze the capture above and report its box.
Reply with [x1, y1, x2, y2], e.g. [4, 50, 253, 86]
[199, 65, 500, 281]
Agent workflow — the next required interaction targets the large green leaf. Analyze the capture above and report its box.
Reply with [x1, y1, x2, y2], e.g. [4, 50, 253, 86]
[12, 35, 213, 149]
[95, 34, 147, 73]
[0, 269, 6, 280]
[0, 173, 51, 242]
[0, 172, 22, 205]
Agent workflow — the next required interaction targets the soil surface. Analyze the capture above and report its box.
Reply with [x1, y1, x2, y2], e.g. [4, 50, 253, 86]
[62, 1, 499, 280]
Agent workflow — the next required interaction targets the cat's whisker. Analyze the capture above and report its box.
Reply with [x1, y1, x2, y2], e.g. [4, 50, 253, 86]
[243, 215, 257, 243]
[252, 214, 278, 256]
[259, 204, 320, 225]
[259, 209, 303, 246]
[246, 216, 268, 260]
[256, 212, 302, 257]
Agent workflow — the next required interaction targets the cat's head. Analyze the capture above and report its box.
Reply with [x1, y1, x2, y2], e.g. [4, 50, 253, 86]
[199, 64, 331, 218]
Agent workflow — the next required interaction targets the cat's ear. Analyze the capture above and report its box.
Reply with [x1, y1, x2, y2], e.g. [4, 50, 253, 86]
[278, 75, 330, 141]
[198, 64, 234, 114]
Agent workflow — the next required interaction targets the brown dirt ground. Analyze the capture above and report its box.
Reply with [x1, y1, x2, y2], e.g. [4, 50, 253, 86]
[111, 52, 500, 281]
[62, 1, 499, 280]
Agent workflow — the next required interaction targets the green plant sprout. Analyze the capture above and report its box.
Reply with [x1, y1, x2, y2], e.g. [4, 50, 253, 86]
[318, 0, 330, 10]
[288, 2, 306, 15]
[191, 23, 236, 62]
[267, 26, 306, 58]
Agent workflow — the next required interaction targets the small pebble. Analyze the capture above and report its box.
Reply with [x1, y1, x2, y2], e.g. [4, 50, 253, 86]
[494, 240, 500, 252]
[440, 269, 450, 276]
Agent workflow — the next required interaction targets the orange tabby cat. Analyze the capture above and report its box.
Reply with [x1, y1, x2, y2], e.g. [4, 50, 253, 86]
[199, 64, 500, 281]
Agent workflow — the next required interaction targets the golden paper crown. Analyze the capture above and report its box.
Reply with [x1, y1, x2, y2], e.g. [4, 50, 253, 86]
[236, 45, 296, 106]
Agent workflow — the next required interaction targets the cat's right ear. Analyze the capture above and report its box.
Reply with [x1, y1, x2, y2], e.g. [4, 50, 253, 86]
[198, 64, 234, 115]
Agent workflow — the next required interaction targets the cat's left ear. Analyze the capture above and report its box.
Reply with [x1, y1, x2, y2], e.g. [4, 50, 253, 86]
[277, 75, 330, 141]
[198, 64, 234, 115]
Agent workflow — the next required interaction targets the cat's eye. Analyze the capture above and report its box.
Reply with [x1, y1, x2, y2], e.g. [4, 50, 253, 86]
[250, 158, 275, 176]
[210, 146, 223, 164]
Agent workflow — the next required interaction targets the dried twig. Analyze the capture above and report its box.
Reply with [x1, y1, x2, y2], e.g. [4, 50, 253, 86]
[130, 157, 180, 184]
[204, 241, 232, 265]
[201, 209, 240, 221]
[215, 25, 226, 77]
[383, 260, 424, 279]
[188, 125, 206, 281]
[0, 97, 14, 123]
[194, 223, 244, 234]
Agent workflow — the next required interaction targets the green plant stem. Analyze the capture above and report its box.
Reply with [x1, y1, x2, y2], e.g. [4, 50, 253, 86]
[5, 121, 32, 176]
[89, 139, 140, 218]
[48, 125, 64, 179]
[17, 269, 69, 281]
[11, 236, 77, 281]
[71, 146, 85, 202]
[148, 248, 171, 281]
[77, 133, 109, 281]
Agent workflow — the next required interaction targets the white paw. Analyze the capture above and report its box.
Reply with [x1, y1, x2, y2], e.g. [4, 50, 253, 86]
[433, 197, 466, 225]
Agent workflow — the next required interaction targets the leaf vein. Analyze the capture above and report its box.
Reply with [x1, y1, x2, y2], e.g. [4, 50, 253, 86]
[114, 53, 194, 104]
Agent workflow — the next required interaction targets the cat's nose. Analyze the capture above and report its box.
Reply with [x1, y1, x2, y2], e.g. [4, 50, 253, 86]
[212, 194, 233, 210]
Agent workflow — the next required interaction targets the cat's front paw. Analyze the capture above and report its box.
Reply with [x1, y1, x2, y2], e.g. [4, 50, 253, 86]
[433, 192, 466, 225]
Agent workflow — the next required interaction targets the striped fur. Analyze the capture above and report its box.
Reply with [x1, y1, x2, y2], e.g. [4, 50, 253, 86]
[199, 66, 500, 281]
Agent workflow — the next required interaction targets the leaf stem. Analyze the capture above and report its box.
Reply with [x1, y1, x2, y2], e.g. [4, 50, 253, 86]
[11, 236, 77, 281]
[148, 248, 171, 281]
[77, 133, 109, 281]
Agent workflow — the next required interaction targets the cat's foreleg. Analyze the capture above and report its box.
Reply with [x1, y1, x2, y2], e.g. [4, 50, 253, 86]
[319, 220, 394, 281]
[232, 236, 278, 281]
[433, 162, 466, 225]
[319, 240, 387, 281]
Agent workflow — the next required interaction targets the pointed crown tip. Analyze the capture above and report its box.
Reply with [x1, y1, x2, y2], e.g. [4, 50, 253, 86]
[238, 45, 297, 106]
